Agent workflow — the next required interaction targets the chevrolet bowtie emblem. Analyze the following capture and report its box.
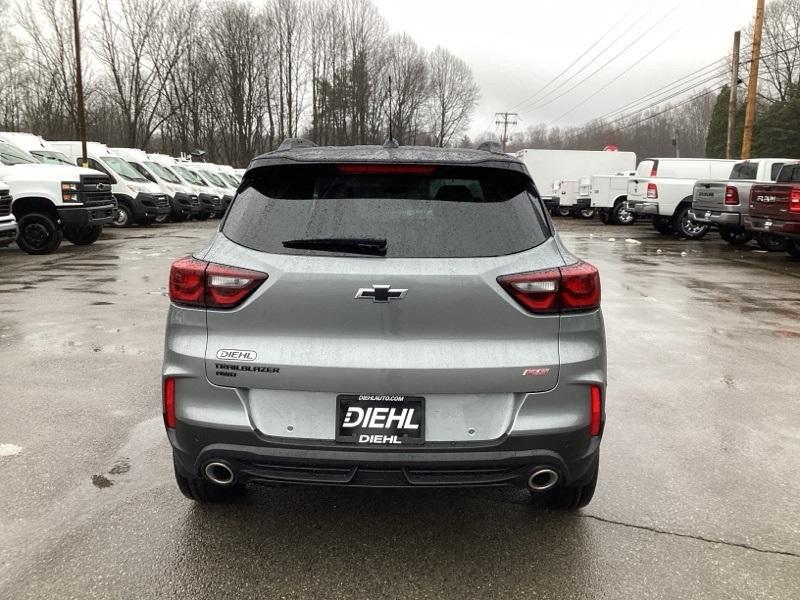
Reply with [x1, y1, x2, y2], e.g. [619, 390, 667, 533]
[355, 285, 408, 303]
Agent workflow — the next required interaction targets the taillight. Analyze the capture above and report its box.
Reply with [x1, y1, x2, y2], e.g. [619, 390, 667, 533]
[168, 257, 267, 309]
[790, 188, 800, 213]
[589, 385, 602, 436]
[337, 164, 435, 175]
[497, 261, 600, 314]
[163, 377, 176, 429]
[724, 186, 739, 205]
[646, 182, 658, 199]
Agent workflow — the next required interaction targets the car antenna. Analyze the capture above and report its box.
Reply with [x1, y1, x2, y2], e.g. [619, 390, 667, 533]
[384, 76, 399, 149]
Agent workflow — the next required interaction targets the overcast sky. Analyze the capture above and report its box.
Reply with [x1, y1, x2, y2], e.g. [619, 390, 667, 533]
[372, 0, 757, 140]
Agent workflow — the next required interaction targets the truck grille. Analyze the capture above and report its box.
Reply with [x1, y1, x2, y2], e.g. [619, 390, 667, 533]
[79, 175, 114, 207]
[154, 194, 170, 208]
[0, 191, 11, 217]
[190, 195, 199, 207]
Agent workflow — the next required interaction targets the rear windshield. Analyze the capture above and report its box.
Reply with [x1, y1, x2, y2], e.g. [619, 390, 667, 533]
[776, 164, 800, 183]
[223, 164, 550, 258]
[729, 162, 758, 180]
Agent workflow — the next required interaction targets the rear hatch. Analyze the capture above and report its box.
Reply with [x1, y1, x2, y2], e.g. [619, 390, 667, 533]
[693, 180, 728, 211]
[751, 163, 800, 219]
[627, 159, 656, 202]
[201, 162, 564, 442]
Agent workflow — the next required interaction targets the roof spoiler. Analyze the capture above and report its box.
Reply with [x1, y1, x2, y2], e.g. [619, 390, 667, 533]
[277, 137, 317, 151]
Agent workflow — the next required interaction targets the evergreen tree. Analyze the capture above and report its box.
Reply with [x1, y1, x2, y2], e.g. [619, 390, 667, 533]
[705, 86, 730, 158]
[752, 83, 800, 158]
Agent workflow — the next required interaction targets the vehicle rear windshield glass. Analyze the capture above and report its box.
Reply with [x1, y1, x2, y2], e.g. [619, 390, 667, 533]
[223, 164, 550, 258]
[770, 163, 785, 180]
[776, 164, 800, 183]
[730, 162, 759, 179]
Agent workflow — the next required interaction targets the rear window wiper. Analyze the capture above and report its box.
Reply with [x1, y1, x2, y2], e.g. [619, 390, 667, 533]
[281, 237, 387, 256]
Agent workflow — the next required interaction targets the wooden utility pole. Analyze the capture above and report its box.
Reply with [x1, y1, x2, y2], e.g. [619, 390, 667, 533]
[741, 0, 765, 159]
[726, 31, 741, 160]
[494, 112, 518, 153]
[71, 0, 88, 167]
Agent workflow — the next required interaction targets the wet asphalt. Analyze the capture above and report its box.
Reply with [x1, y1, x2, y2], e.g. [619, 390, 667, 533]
[0, 218, 798, 599]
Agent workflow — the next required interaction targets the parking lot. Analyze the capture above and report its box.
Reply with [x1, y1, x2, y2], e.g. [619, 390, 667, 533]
[0, 218, 799, 599]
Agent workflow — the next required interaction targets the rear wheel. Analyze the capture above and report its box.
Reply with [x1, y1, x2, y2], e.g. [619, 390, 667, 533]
[652, 216, 675, 235]
[533, 455, 599, 510]
[557, 206, 572, 218]
[16, 212, 63, 254]
[578, 207, 595, 219]
[719, 228, 754, 245]
[756, 232, 785, 252]
[612, 201, 636, 225]
[173, 457, 244, 503]
[64, 225, 103, 245]
[674, 205, 709, 239]
[598, 209, 609, 224]
[785, 238, 800, 258]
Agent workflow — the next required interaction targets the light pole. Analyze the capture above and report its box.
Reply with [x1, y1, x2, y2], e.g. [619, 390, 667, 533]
[71, 0, 88, 167]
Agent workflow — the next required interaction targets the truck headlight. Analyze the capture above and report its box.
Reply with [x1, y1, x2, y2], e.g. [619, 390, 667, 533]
[61, 181, 80, 203]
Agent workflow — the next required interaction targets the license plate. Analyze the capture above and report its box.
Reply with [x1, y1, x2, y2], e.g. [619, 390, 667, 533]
[336, 395, 424, 445]
[705, 211, 712, 219]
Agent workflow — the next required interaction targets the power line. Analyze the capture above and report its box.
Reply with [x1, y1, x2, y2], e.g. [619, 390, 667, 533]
[610, 84, 727, 133]
[520, 1, 682, 116]
[588, 59, 728, 123]
[546, 27, 683, 126]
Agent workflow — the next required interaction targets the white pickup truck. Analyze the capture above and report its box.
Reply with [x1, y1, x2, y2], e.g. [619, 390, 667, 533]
[689, 158, 795, 249]
[0, 180, 17, 247]
[627, 158, 738, 239]
[0, 134, 115, 254]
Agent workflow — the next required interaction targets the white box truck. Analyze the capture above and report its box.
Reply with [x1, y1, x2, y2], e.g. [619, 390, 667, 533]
[0, 133, 116, 254]
[50, 141, 170, 227]
[515, 149, 636, 216]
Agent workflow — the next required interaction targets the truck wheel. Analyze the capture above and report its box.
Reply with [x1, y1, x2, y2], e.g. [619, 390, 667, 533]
[154, 213, 169, 223]
[64, 225, 103, 245]
[598, 209, 609, 224]
[719, 228, 754, 245]
[112, 204, 133, 228]
[171, 211, 189, 223]
[578, 208, 595, 219]
[557, 207, 572, 218]
[533, 454, 599, 510]
[652, 217, 675, 235]
[674, 205, 709, 239]
[612, 201, 636, 225]
[173, 457, 244, 503]
[785, 238, 800, 258]
[16, 212, 63, 255]
[755, 233, 785, 252]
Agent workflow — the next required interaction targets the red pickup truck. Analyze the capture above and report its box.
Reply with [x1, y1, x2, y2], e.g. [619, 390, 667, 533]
[746, 162, 800, 258]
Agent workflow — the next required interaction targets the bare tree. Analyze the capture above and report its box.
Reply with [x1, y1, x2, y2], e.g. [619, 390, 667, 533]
[427, 46, 479, 147]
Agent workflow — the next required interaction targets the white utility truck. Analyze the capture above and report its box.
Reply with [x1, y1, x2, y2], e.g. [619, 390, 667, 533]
[627, 158, 738, 239]
[589, 171, 637, 225]
[110, 148, 200, 222]
[51, 141, 170, 227]
[0, 133, 115, 254]
[515, 148, 636, 216]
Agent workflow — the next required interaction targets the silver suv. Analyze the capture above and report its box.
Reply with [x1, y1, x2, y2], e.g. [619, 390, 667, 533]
[163, 141, 606, 509]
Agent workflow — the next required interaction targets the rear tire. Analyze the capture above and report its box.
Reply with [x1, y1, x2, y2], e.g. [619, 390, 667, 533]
[578, 208, 595, 219]
[16, 212, 63, 254]
[533, 454, 599, 510]
[784, 238, 800, 258]
[674, 205, 709, 239]
[612, 201, 636, 225]
[557, 206, 572, 218]
[64, 225, 103, 245]
[719, 228, 754, 245]
[173, 458, 244, 503]
[598, 209, 609, 224]
[653, 216, 675, 235]
[756, 232, 785, 252]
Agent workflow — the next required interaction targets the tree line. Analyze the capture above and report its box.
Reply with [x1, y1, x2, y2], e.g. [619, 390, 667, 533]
[0, 0, 480, 167]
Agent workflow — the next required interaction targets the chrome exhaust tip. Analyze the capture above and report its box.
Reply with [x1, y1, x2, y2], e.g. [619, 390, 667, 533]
[527, 468, 559, 492]
[204, 461, 235, 486]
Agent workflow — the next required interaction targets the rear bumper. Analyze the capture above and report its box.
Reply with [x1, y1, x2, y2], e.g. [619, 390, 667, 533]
[0, 219, 17, 245]
[744, 215, 800, 237]
[57, 203, 116, 227]
[688, 208, 741, 226]
[629, 201, 659, 215]
[170, 421, 601, 488]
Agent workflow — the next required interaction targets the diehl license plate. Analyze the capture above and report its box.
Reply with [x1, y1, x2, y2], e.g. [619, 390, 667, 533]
[336, 395, 424, 445]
